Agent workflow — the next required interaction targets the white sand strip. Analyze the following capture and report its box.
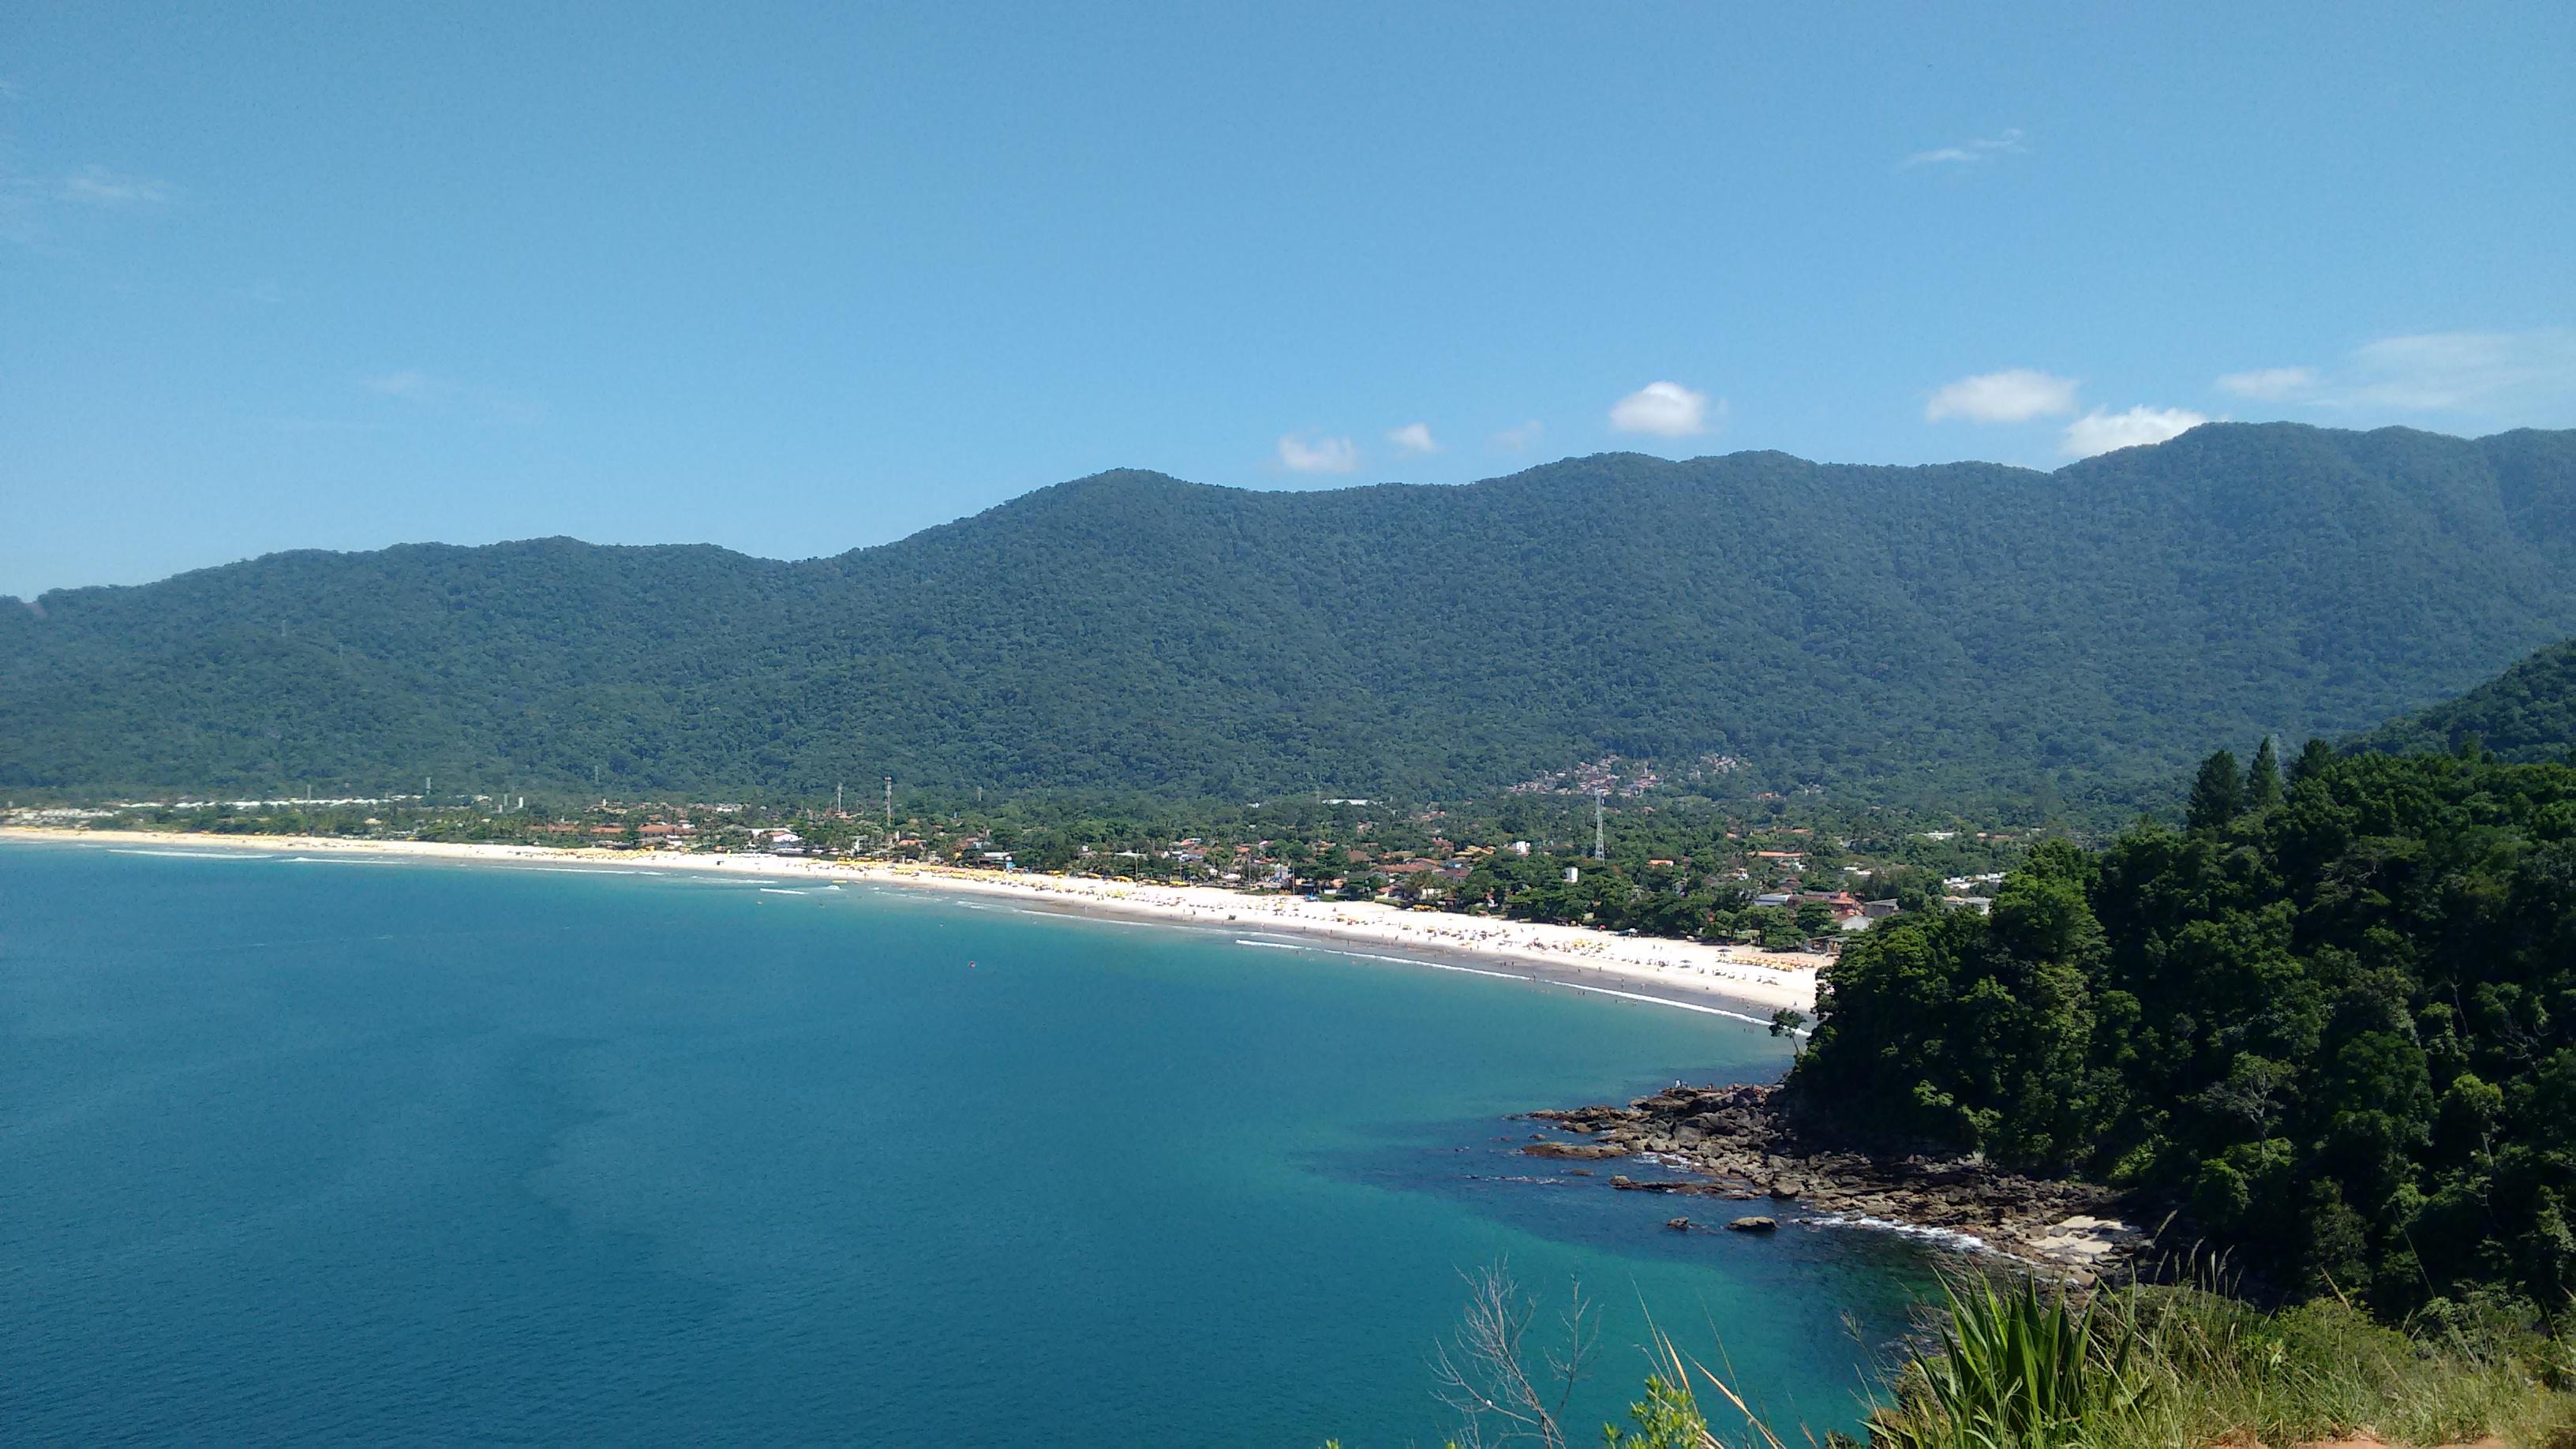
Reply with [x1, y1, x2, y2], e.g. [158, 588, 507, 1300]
[0, 828, 1823, 1014]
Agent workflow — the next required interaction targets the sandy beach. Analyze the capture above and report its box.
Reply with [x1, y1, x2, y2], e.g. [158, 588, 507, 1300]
[0, 827, 1825, 1020]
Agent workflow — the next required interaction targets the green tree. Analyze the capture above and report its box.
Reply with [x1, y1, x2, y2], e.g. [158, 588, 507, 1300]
[2292, 736, 2338, 783]
[2185, 748, 2245, 830]
[2245, 736, 2282, 810]
[1789, 747, 2576, 1316]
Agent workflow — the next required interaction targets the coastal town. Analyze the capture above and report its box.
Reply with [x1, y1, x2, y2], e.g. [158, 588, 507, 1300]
[5, 772, 2037, 1019]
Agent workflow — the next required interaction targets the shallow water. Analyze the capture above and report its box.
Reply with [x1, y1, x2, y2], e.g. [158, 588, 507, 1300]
[0, 841, 1928, 1443]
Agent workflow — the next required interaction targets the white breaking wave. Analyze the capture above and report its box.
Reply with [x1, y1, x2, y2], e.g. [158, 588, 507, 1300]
[1811, 1214, 1994, 1254]
[522, 866, 646, 875]
[1543, 979, 1777, 1028]
[1225, 938, 1776, 1028]
[1376, 956, 1521, 982]
[758, 887, 808, 896]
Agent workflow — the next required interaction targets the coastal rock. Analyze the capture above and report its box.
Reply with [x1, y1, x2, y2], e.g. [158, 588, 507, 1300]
[1727, 1216, 1778, 1234]
[1526, 1081, 2137, 1276]
[1665, 1217, 1694, 1232]
[1608, 1174, 1690, 1194]
[1520, 1140, 1627, 1160]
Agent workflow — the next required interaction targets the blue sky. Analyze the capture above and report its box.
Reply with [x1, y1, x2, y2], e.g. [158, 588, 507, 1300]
[5, 2, 2571, 597]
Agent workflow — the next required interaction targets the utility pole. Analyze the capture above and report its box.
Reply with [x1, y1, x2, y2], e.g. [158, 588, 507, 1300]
[1593, 792, 1606, 861]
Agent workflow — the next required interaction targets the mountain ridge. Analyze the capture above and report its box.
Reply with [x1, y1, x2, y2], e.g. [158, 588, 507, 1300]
[6, 422, 2574, 804]
[6, 425, 2526, 605]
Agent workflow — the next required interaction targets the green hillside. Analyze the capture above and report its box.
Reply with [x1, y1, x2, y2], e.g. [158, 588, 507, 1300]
[2351, 636, 2576, 762]
[1787, 744, 2576, 1316]
[5, 422, 2574, 803]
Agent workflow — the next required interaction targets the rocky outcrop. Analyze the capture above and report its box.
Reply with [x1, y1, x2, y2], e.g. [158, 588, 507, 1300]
[1527, 1083, 2147, 1278]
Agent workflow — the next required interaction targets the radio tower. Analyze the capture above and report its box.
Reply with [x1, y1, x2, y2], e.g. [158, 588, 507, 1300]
[1593, 791, 1606, 860]
[884, 777, 894, 842]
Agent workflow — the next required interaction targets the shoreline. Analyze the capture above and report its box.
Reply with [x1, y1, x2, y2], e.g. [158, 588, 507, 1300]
[0, 826, 1822, 1018]
[1530, 1082, 2144, 1279]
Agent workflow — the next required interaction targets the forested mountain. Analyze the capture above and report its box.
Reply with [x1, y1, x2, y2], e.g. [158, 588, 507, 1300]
[2351, 638, 2576, 762]
[5, 423, 2574, 803]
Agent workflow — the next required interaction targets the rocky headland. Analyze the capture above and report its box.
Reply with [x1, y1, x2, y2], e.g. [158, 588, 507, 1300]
[1526, 1082, 2150, 1279]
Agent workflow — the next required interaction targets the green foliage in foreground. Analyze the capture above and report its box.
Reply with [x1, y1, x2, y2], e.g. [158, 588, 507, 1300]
[1883, 1275, 2143, 1446]
[1864, 1273, 2576, 1448]
[6, 424, 2575, 809]
[1788, 747, 2576, 1316]
[1382, 1266, 2576, 1447]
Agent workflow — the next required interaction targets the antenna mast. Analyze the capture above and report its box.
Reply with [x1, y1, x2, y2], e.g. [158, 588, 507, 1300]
[1593, 792, 1605, 861]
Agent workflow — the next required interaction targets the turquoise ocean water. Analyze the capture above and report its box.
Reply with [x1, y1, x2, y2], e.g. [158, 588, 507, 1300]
[0, 842, 1929, 1443]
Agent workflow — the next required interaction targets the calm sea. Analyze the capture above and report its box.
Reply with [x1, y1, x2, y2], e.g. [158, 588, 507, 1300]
[0, 842, 1929, 1444]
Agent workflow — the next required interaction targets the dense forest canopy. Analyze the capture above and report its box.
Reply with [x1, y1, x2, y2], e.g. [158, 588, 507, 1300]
[5, 423, 2574, 805]
[2351, 637, 2576, 764]
[1787, 743, 2576, 1317]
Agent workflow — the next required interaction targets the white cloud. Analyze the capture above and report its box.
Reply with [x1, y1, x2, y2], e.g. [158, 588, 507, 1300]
[1924, 369, 2080, 424]
[2337, 329, 2576, 413]
[2212, 330, 2576, 420]
[1494, 420, 1544, 451]
[59, 165, 174, 207]
[1608, 381, 1717, 437]
[1905, 129, 2027, 167]
[1277, 432, 1360, 474]
[2216, 366, 2319, 401]
[363, 369, 444, 401]
[358, 369, 541, 426]
[2, 161, 178, 245]
[1387, 422, 1439, 455]
[2061, 406, 2208, 459]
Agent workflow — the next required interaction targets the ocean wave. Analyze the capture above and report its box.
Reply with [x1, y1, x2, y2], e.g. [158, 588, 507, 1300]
[1386, 956, 1523, 981]
[520, 866, 647, 875]
[1810, 1214, 1994, 1254]
[107, 848, 257, 860]
[1541, 979, 1774, 1028]
[758, 887, 808, 896]
[1222, 938, 1777, 1027]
